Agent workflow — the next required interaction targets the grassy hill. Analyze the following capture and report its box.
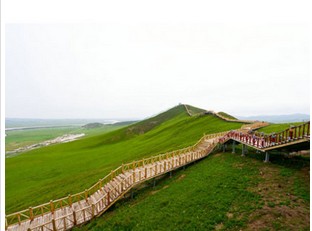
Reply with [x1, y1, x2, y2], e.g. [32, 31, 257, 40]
[6, 105, 243, 213]
[75, 149, 309, 231]
[217, 112, 238, 120]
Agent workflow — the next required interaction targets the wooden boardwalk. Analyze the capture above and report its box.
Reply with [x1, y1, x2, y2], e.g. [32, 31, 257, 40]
[6, 132, 226, 231]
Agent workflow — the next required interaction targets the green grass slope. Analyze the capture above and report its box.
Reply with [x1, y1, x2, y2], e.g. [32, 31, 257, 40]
[6, 105, 243, 213]
[184, 104, 207, 116]
[218, 112, 238, 120]
[257, 122, 306, 134]
[77, 149, 309, 231]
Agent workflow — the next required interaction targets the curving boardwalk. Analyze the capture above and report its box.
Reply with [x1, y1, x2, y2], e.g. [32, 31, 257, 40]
[6, 132, 226, 231]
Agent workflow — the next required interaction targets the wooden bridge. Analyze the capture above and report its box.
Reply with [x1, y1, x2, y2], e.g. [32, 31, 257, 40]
[219, 122, 310, 162]
[6, 121, 310, 231]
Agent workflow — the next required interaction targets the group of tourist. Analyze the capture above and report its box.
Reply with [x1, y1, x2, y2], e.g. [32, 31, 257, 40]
[218, 126, 298, 149]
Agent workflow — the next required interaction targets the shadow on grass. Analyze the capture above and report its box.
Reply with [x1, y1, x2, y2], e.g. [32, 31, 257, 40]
[231, 144, 309, 170]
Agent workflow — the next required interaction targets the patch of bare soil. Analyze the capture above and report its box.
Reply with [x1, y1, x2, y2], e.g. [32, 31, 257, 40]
[245, 165, 310, 231]
[177, 174, 186, 181]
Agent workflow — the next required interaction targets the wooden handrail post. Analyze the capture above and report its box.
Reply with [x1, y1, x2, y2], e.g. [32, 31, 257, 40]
[91, 204, 95, 218]
[5, 215, 8, 230]
[298, 126, 301, 138]
[302, 124, 306, 136]
[73, 210, 77, 225]
[133, 171, 136, 183]
[107, 192, 110, 205]
[52, 219, 57, 231]
[50, 200, 54, 214]
[145, 167, 147, 178]
[84, 189, 88, 202]
[68, 194, 72, 207]
[29, 207, 34, 221]
[17, 213, 21, 225]
[99, 179, 102, 190]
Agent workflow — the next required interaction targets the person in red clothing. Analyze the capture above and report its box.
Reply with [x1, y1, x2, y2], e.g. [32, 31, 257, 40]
[271, 133, 276, 146]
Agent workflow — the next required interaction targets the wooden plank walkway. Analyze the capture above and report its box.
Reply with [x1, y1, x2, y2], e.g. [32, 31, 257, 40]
[6, 132, 226, 231]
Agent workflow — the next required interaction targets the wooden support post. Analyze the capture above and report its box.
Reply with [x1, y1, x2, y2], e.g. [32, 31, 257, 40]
[50, 200, 54, 214]
[164, 161, 167, 171]
[52, 219, 57, 231]
[232, 140, 235, 154]
[264, 152, 270, 163]
[17, 213, 21, 225]
[241, 144, 246, 157]
[73, 210, 77, 225]
[121, 181, 124, 191]
[155, 164, 157, 175]
[145, 167, 147, 178]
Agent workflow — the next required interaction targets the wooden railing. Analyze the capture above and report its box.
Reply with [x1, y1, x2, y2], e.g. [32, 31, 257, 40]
[219, 122, 310, 150]
[6, 131, 228, 230]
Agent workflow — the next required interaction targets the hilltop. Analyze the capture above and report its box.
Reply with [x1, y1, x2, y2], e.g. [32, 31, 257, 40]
[6, 104, 243, 213]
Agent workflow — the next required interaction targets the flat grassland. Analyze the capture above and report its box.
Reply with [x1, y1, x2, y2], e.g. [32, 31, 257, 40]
[5, 124, 128, 152]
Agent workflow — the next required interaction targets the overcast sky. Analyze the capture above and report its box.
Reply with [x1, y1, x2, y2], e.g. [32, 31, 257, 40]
[4, 2, 311, 119]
